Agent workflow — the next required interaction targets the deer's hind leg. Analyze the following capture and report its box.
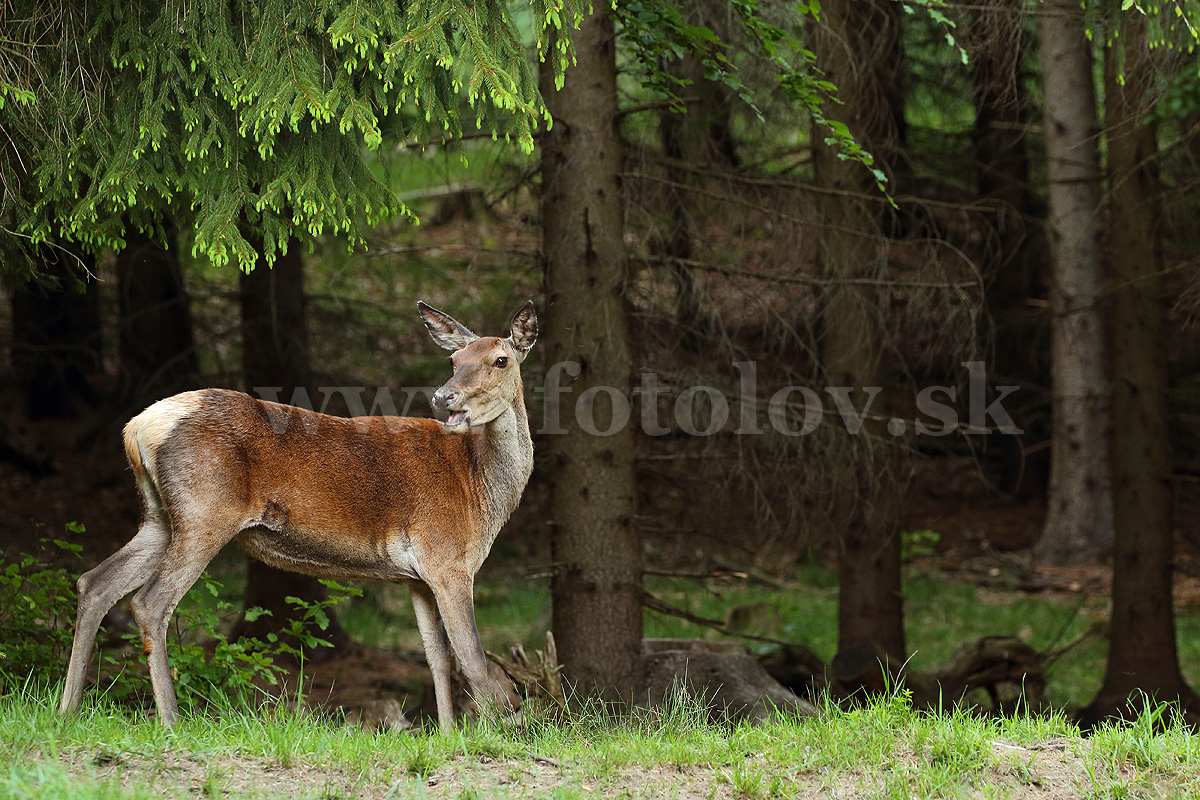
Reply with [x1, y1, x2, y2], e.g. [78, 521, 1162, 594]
[61, 510, 171, 715]
[129, 512, 235, 728]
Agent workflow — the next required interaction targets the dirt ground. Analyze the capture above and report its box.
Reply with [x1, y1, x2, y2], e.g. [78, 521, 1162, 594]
[48, 735, 1153, 799]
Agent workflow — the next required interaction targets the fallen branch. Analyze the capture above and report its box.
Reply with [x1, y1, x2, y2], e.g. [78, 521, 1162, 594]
[1041, 621, 1108, 668]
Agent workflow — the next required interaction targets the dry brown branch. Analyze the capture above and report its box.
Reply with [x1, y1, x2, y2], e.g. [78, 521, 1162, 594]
[616, 95, 700, 119]
[364, 244, 539, 259]
[643, 590, 802, 650]
[486, 631, 566, 709]
[634, 254, 979, 289]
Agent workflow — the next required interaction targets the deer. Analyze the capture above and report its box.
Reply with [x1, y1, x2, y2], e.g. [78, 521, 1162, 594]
[59, 301, 538, 730]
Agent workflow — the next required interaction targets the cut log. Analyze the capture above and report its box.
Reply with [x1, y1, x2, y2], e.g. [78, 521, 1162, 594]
[641, 638, 817, 724]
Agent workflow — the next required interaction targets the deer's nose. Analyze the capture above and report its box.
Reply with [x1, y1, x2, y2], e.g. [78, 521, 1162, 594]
[433, 388, 460, 410]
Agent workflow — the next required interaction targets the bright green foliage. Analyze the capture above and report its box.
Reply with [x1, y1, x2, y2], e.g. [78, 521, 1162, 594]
[0, 535, 82, 691]
[1098, 0, 1200, 94]
[0, 530, 360, 714]
[0, 0, 581, 272]
[901, 0, 967, 63]
[612, 0, 902, 194]
[614, 1, 754, 109]
[100, 573, 287, 714]
[100, 575, 362, 714]
[1115, 0, 1200, 47]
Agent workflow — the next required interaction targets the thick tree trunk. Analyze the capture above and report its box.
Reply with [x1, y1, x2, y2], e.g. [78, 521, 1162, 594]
[116, 224, 199, 404]
[231, 245, 353, 658]
[812, 0, 907, 679]
[967, 0, 1050, 499]
[1033, 0, 1114, 565]
[658, 78, 701, 343]
[1080, 20, 1199, 727]
[540, 10, 643, 704]
[657, 58, 734, 346]
[10, 247, 102, 419]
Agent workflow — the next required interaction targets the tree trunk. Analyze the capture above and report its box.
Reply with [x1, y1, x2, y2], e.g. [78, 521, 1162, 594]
[10, 246, 102, 419]
[1080, 18, 1199, 727]
[812, 0, 907, 679]
[231, 244, 353, 658]
[116, 224, 199, 404]
[657, 59, 734, 347]
[658, 79, 701, 345]
[967, 0, 1050, 499]
[540, 9, 643, 704]
[1032, 0, 1114, 565]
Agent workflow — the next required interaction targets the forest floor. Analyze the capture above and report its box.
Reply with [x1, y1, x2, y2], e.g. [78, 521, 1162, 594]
[6, 682, 1200, 800]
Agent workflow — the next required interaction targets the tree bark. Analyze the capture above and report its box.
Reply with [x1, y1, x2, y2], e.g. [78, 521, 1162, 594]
[231, 244, 353, 658]
[10, 246, 102, 419]
[1080, 18, 1199, 727]
[967, 0, 1050, 499]
[540, 9, 643, 704]
[812, 0, 907, 676]
[1033, 0, 1114, 565]
[116, 224, 199, 404]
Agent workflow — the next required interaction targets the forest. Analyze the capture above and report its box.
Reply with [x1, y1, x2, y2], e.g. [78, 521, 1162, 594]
[3, 0, 1200, 797]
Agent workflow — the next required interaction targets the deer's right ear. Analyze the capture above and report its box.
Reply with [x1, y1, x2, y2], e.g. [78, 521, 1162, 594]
[507, 300, 538, 362]
[417, 302, 479, 351]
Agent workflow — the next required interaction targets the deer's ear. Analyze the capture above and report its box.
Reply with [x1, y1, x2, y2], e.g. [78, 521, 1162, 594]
[417, 302, 478, 351]
[507, 301, 538, 362]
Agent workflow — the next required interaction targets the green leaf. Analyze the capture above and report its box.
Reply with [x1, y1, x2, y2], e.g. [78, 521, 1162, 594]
[243, 607, 272, 622]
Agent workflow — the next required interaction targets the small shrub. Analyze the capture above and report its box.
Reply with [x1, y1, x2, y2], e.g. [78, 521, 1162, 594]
[0, 525, 361, 716]
[99, 572, 284, 712]
[0, 531, 82, 690]
[901, 529, 941, 562]
[103, 577, 362, 713]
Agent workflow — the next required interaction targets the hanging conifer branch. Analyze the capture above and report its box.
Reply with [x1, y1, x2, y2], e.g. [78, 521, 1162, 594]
[0, 0, 584, 274]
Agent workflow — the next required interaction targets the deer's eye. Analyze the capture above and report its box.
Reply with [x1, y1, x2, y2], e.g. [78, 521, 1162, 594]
[494, 356, 509, 368]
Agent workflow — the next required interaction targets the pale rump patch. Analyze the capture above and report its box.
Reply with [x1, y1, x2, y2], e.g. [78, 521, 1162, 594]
[124, 390, 207, 484]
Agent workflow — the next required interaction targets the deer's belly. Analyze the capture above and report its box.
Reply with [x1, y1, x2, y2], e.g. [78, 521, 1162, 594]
[234, 524, 403, 583]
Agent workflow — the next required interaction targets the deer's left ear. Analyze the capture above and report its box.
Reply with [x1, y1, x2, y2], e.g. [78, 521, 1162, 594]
[507, 301, 538, 362]
[418, 301, 479, 351]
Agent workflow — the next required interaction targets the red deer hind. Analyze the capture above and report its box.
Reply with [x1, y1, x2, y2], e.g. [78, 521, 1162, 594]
[60, 301, 538, 730]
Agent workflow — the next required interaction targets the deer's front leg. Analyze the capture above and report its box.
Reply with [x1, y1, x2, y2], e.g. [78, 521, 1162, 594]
[429, 572, 515, 720]
[410, 581, 455, 731]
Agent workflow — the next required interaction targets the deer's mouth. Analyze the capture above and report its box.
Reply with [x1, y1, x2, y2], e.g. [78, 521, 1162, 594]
[444, 410, 471, 431]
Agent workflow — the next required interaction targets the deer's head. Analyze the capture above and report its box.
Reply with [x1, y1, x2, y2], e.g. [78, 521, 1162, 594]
[418, 301, 537, 433]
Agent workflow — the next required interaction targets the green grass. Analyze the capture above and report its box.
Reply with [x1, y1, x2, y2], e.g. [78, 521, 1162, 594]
[5, 681, 1200, 799]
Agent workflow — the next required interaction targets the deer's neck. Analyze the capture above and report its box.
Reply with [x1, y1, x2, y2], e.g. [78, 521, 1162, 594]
[473, 394, 534, 537]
